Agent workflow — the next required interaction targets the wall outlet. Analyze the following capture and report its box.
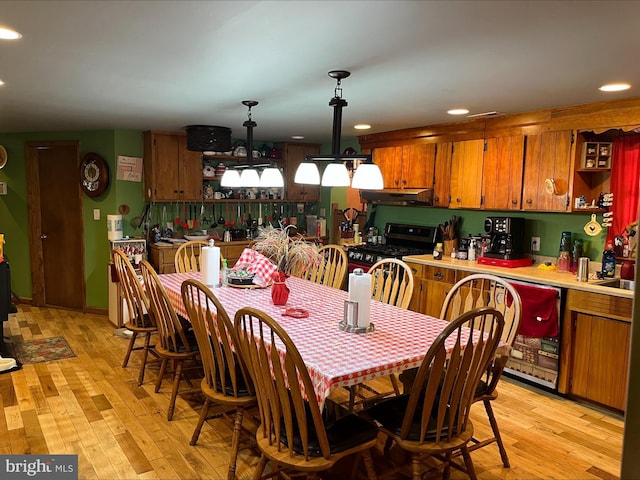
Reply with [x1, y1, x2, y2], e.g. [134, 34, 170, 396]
[93, 208, 100, 221]
[531, 236, 540, 252]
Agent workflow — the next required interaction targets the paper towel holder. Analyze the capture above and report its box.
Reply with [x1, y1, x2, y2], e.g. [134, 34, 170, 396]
[338, 320, 375, 334]
[339, 298, 375, 333]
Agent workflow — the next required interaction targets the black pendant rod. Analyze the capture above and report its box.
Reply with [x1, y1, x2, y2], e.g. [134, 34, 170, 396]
[242, 100, 258, 165]
[328, 70, 351, 155]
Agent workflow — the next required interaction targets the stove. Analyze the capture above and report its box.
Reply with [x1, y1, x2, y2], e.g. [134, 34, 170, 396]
[347, 223, 439, 270]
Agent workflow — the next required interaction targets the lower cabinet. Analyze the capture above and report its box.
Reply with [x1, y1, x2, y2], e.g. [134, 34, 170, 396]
[406, 262, 456, 318]
[562, 289, 632, 412]
[149, 241, 251, 273]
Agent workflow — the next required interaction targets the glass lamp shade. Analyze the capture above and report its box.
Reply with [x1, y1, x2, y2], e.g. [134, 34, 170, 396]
[220, 168, 241, 187]
[239, 168, 261, 187]
[321, 163, 351, 187]
[351, 163, 384, 190]
[294, 162, 321, 185]
[260, 167, 284, 187]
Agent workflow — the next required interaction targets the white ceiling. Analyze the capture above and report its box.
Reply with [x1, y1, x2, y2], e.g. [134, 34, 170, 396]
[2, 0, 640, 146]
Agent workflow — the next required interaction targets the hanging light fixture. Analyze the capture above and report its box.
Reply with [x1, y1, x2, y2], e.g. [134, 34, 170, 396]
[295, 70, 383, 190]
[238, 100, 261, 188]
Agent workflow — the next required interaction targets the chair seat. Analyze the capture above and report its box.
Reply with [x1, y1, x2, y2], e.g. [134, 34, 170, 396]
[126, 313, 155, 330]
[286, 404, 379, 457]
[364, 394, 460, 442]
[168, 328, 199, 354]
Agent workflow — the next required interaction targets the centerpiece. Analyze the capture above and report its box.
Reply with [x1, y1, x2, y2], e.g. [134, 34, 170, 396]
[253, 224, 323, 305]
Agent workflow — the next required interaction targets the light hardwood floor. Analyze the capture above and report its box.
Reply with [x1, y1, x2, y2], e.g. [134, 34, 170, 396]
[0, 305, 623, 479]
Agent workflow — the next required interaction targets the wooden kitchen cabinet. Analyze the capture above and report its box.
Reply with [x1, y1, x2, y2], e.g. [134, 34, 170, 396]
[433, 141, 453, 207]
[144, 131, 203, 202]
[572, 132, 611, 211]
[149, 240, 252, 273]
[449, 139, 484, 209]
[522, 130, 574, 212]
[406, 262, 456, 318]
[276, 142, 321, 202]
[482, 134, 525, 210]
[372, 144, 436, 189]
[562, 289, 633, 411]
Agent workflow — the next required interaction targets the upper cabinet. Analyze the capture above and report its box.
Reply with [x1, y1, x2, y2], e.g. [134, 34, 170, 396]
[482, 134, 525, 210]
[449, 139, 484, 209]
[572, 132, 613, 213]
[522, 130, 574, 212]
[373, 144, 436, 189]
[433, 142, 453, 207]
[144, 131, 203, 202]
[275, 142, 321, 202]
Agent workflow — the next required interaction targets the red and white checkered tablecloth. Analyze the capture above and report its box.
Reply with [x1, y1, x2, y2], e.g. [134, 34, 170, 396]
[160, 272, 460, 410]
[233, 248, 277, 287]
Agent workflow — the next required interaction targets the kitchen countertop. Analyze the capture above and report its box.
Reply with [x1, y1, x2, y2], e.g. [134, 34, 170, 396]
[402, 255, 635, 299]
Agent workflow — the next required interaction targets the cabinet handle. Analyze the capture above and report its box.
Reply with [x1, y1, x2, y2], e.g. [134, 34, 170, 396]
[434, 272, 443, 280]
[526, 198, 532, 204]
[456, 198, 461, 203]
[512, 199, 517, 205]
[174, 190, 179, 194]
[434, 196, 439, 202]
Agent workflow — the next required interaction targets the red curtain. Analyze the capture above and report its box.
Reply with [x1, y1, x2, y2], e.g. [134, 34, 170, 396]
[606, 135, 640, 246]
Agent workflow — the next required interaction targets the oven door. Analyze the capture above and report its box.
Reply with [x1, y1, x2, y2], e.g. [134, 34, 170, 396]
[348, 260, 371, 273]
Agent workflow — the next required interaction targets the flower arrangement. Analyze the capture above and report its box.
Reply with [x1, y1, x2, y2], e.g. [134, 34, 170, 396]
[253, 223, 322, 277]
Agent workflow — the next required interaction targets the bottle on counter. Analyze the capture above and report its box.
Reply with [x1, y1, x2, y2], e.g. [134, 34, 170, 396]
[601, 242, 617, 278]
[557, 231, 572, 272]
[570, 239, 583, 274]
[468, 239, 477, 261]
[221, 258, 229, 286]
[433, 242, 444, 260]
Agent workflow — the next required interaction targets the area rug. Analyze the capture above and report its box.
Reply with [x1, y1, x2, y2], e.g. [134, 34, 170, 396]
[14, 336, 76, 365]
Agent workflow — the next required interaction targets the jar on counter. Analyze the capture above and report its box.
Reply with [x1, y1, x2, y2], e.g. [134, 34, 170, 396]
[433, 243, 444, 260]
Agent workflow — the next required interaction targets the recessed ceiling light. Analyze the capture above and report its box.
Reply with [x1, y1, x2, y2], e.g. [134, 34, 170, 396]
[0, 80, 4, 86]
[354, 124, 371, 130]
[447, 108, 469, 115]
[291, 135, 305, 140]
[599, 83, 631, 92]
[0, 27, 22, 40]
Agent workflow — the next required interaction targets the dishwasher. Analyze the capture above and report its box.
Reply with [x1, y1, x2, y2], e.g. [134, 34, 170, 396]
[503, 280, 563, 391]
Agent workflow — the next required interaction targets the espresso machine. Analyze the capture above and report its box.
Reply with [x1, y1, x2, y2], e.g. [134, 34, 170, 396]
[482, 217, 526, 260]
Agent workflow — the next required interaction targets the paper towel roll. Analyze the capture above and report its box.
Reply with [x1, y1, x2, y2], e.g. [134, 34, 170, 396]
[348, 269, 371, 328]
[107, 215, 123, 241]
[201, 244, 220, 287]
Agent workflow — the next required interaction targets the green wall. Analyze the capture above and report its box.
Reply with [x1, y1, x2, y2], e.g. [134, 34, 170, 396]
[0, 130, 146, 310]
[368, 205, 607, 260]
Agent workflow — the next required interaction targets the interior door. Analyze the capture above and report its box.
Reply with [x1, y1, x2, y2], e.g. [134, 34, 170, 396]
[26, 141, 85, 310]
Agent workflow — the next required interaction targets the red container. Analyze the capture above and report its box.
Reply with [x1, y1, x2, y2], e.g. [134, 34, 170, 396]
[621, 261, 635, 280]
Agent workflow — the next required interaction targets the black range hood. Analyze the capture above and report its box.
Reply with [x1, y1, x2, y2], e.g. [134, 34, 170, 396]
[360, 188, 434, 206]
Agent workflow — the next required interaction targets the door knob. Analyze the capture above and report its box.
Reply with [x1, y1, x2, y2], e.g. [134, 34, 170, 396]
[40, 234, 48, 239]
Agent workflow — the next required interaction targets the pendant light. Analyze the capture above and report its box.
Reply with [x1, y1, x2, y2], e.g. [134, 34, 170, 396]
[295, 70, 383, 190]
[238, 100, 261, 188]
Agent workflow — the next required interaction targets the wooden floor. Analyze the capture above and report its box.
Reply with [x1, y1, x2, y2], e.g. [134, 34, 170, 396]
[0, 305, 623, 480]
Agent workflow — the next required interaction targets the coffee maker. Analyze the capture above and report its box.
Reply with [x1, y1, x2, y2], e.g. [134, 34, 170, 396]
[483, 217, 526, 260]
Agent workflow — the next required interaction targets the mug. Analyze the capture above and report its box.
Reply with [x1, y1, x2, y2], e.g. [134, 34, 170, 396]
[214, 191, 223, 200]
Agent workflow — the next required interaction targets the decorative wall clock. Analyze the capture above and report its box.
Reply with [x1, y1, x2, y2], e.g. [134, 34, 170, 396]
[79, 152, 109, 197]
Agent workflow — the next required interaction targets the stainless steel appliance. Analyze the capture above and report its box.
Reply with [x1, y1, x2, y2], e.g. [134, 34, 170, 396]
[347, 223, 439, 272]
[504, 280, 562, 391]
[483, 216, 526, 260]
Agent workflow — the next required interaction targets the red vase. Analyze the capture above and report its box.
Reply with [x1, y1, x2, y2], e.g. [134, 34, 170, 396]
[271, 272, 290, 306]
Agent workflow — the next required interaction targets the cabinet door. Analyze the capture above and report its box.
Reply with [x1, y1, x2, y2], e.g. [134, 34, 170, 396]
[424, 280, 453, 318]
[146, 132, 182, 201]
[179, 135, 205, 201]
[522, 130, 574, 212]
[571, 313, 630, 411]
[279, 143, 320, 202]
[433, 141, 452, 207]
[482, 135, 525, 210]
[449, 139, 484, 209]
[400, 144, 435, 189]
[373, 146, 402, 188]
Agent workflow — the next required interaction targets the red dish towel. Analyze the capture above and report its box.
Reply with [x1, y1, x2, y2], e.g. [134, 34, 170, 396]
[508, 283, 559, 338]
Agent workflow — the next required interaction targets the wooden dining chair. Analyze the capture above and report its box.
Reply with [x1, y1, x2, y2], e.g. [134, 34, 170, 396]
[297, 244, 348, 290]
[439, 273, 522, 468]
[112, 249, 158, 386]
[234, 306, 378, 480]
[367, 258, 414, 309]
[174, 240, 209, 273]
[360, 307, 504, 480]
[139, 260, 201, 421]
[180, 279, 257, 480]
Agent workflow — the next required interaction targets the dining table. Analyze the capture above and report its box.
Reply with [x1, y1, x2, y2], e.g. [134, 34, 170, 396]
[159, 272, 474, 410]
